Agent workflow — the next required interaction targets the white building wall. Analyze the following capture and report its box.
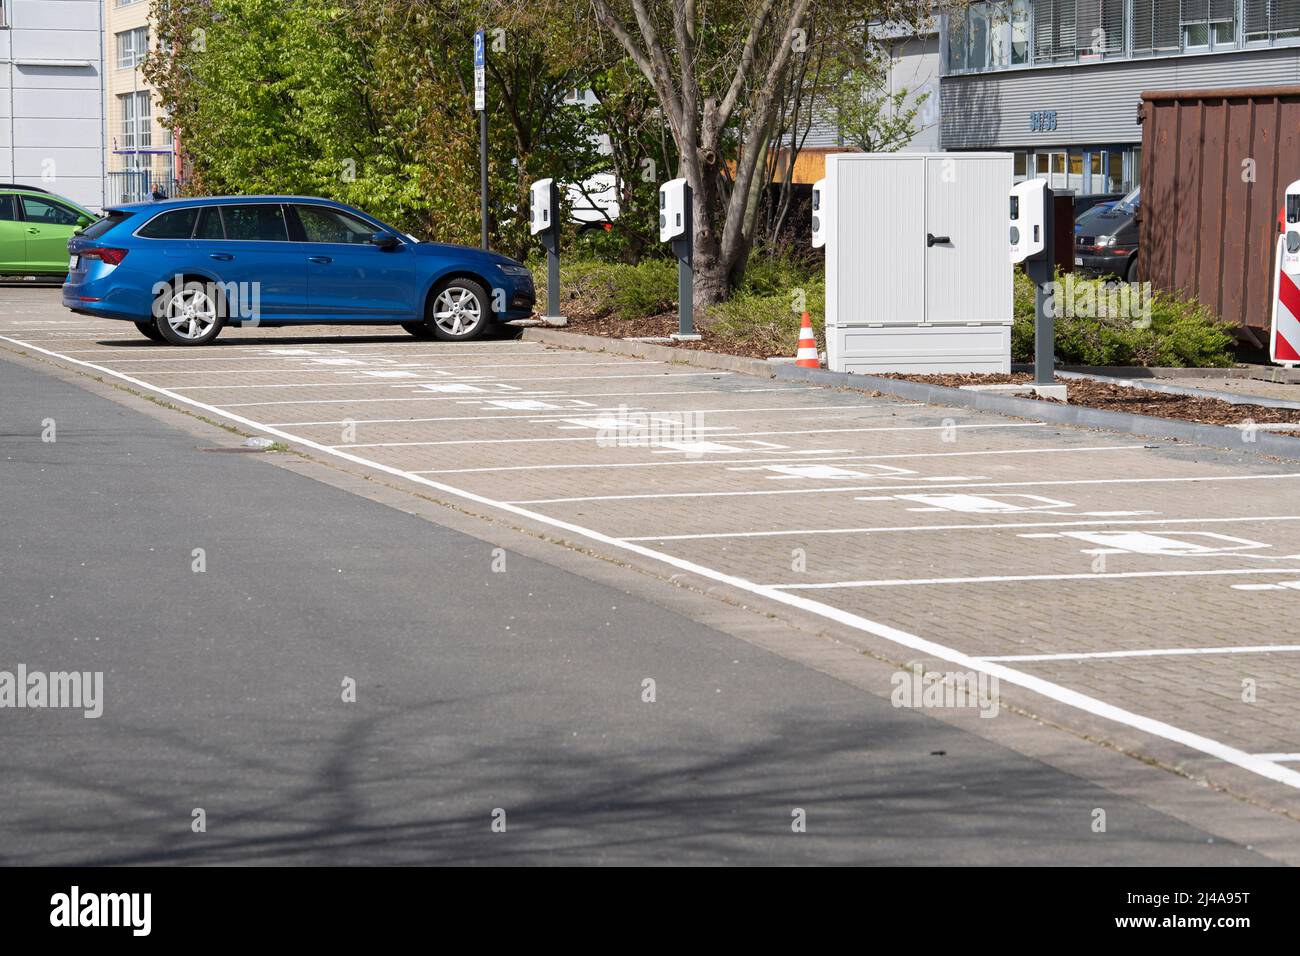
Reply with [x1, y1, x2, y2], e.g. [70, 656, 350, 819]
[1, 0, 106, 209]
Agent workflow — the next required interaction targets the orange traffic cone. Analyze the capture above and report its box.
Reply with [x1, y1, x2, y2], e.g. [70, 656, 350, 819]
[795, 312, 819, 368]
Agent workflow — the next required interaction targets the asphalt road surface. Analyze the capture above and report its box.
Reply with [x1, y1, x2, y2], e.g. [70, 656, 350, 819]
[0, 311, 1285, 864]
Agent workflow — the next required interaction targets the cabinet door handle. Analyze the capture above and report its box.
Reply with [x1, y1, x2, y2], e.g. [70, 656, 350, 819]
[927, 233, 951, 247]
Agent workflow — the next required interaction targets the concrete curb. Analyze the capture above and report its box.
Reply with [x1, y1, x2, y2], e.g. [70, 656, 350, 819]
[521, 327, 1300, 462]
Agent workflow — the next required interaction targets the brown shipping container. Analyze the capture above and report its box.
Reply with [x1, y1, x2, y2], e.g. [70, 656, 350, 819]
[1140, 86, 1300, 348]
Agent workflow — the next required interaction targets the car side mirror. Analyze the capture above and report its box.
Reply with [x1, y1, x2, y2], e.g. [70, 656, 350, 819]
[76, 215, 93, 228]
[370, 232, 400, 250]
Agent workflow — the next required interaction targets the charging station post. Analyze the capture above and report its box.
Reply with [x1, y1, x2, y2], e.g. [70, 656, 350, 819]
[530, 177, 565, 326]
[1010, 179, 1056, 385]
[660, 178, 698, 341]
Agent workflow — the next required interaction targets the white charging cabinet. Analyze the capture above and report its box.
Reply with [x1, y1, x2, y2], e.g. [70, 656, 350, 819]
[823, 152, 1014, 374]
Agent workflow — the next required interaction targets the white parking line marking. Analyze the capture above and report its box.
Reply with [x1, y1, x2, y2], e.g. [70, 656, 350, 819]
[514, 472, 1300, 505]
[413, 444, 1152, 476]
[119, 360, 664, 374]
[773, 568, 1300, 589]
[7, 331, 1299, 791]
[264, 403, 905, 427]
[50, 345, 548, 356]
[58, 351, 581, 363]
[171, 371, 734, 390]
[623, 514, 1300, 541]
[336, 422, 1043, 449]
[213, 387, 803, 408]
[1256, 754, 1300, 762]
[977, 645, 1300, 662]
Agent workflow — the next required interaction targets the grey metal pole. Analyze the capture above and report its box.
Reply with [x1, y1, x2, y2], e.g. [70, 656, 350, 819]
[545, 231, 561, 318]
[1032, 186, 1056, 385]
[479, 110, 489, 251]
[671, 183, 699, 341]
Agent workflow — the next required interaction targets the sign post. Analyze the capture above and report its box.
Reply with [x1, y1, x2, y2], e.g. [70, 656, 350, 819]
[474, 29, 488, 251]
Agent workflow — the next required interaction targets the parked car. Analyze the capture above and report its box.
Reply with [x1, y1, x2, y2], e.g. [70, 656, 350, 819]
[63, 196, 536, 345]
[1073, 200, 1117, 235]
[1074, 186, 1139, 281]
[0, 184, 96, 277]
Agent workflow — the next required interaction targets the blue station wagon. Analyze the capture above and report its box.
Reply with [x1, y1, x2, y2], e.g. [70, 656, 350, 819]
[63, 196, 536, 345]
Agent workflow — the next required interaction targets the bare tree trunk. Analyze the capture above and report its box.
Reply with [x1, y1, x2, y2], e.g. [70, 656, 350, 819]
[590, 0, 811, 307]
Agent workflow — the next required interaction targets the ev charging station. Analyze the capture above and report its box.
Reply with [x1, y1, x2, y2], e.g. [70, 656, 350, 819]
[530, 177, 566, 326]
[1271, 178, 1300, 366]
[811, 178, 827, 250]
[659, 177, 699, 341]
[1010, 177, 1056, 386]
[820, 153, 1013, 373]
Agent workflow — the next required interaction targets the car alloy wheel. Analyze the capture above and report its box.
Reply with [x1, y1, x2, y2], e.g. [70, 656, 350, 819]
[431, 283, 486, 339]
[155, 280, 225, 345]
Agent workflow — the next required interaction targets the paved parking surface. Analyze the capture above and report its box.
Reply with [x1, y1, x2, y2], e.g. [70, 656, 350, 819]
[4, 290, 1300, 818]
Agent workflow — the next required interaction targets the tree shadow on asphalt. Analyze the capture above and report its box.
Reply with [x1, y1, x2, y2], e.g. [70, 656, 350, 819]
[0, 706, 1262, 867]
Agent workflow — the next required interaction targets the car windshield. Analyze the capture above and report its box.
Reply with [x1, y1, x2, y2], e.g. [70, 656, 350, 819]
[1113, 187, 1140, 214]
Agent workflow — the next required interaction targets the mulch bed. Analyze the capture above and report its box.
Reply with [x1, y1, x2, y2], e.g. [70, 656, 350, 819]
[1030, 378, 1300, 427]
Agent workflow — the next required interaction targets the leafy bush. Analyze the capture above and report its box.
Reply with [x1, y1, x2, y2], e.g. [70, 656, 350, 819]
[704, 276, 826, 356]
[538, 259, 678, 322]
[1012, 270, 1236, 368]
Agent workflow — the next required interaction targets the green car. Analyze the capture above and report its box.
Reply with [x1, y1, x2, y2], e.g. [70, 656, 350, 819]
[0, 184, 97, 277]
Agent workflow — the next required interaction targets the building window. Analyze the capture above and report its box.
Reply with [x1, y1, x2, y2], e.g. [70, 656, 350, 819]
[117, 27, 149, 69]
[1243, 0, 1300, 41]
[1032, 0, 1078, 61]
[119, 91, 152, 152]
[947, 11, 969, 70]
[1077, 0, 1126, 55]
[1180, 0, 1237, 49]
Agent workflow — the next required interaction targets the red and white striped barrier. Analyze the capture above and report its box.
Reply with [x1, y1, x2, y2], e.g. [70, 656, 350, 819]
[1272, 234, 1300, 366]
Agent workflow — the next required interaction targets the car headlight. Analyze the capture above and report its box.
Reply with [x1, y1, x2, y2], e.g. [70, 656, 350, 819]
[498, 264, 532, 277]
[1096, 235, 1115, 248]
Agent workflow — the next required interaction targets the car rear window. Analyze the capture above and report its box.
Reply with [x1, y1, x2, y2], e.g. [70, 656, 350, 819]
[220, 204, 289, 241]
[78, 210, 131, 240]
[137, 208, 199, 239]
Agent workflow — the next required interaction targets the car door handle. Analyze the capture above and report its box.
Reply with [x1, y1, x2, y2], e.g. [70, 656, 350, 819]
[26, 227, 39, 234]
[927, 233, 951, 247]
[209, 252, 234, 261]
[307, 255, 332, 264]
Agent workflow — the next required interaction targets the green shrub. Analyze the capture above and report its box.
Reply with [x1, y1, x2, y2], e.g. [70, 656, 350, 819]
[538, 258, 678, 322]
[704, 277, 826, 356]
[737, 256, 820, 297]
[1012, 270, 1236, 368]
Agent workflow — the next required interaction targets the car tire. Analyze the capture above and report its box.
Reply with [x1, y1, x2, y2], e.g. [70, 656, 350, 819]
[426, 278, 491, 342]
[153, 279, 226, 346]
[401, 321, 434, 339]
[134, 320, 166, 343]
[1125, 256, 1139, 283]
